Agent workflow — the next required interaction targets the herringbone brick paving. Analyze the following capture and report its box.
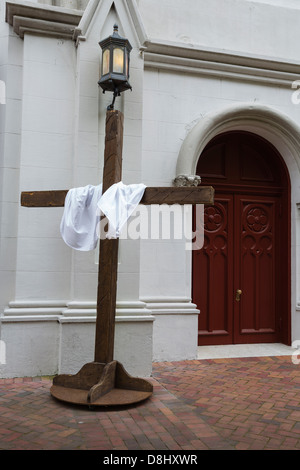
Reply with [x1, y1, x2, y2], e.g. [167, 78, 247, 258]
[0, 356, 299, 450]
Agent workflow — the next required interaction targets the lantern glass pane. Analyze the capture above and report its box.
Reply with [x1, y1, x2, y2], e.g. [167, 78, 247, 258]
[113, 48, 124, 73]
[125, 50, 128, 77]
[102, 49, 110, 76]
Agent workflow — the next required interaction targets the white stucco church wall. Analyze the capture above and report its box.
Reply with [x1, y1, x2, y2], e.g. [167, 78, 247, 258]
[0, 0, 300, 378]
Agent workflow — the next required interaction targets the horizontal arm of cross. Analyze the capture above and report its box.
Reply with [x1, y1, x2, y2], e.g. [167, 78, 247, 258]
[20, 186, 214, 207]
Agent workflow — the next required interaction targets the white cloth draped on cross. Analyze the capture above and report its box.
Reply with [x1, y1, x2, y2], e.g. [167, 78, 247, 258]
[60, 182, 146, 251]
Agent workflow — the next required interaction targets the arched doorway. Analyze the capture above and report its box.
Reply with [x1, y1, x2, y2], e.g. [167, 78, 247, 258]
[193, 131, 291, 346]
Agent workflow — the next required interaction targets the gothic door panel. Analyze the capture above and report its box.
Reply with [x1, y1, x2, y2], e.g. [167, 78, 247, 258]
[193, 194, 280, 345]
[233, 195, 279, 344]
[193, 195, 234, 345]
[193, 131, 290, 346]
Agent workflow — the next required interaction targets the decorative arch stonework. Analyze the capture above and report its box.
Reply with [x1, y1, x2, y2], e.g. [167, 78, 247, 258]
[176, 102, 300, 178]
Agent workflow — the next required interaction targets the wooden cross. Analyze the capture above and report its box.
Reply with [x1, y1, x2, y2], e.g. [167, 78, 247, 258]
[21, 109, 214, 407]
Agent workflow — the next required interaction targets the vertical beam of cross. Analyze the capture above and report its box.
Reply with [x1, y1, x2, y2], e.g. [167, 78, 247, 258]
[94, 109, 123, 364]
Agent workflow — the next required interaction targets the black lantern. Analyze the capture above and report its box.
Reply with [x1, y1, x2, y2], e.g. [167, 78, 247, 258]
[98, 24, 132, 110]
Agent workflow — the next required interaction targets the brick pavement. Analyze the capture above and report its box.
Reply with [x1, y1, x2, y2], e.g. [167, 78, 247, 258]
[0, 355, 299, 451]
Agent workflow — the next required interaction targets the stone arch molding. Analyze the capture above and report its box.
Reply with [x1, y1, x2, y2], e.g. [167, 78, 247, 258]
[176, 102, 300, 179]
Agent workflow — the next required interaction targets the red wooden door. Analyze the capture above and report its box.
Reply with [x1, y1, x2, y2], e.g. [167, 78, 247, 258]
[194, 195, 234, 344]
[234, 194, 279, 343]
[193, 131, 290, 346]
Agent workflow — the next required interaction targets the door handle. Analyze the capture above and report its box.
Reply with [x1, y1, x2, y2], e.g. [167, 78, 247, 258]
[236, 289, 242, 302]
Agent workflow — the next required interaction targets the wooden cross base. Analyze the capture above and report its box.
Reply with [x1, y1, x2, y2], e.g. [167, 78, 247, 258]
[50, 360, 153, 407]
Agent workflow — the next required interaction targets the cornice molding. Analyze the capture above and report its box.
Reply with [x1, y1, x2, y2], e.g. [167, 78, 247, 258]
[143, 39, 300, 86]
[6, 2, 300, 84]
[6, 0, 82, 39]
[5, 0, 148, 46]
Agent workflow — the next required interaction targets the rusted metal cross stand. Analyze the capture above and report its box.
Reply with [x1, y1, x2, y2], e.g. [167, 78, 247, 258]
[21, 109, 214, 407]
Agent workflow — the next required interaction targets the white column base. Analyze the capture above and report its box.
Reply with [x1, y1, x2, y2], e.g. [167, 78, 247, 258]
[141, 297, 199, 362]
[0, 300, 154, 378]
